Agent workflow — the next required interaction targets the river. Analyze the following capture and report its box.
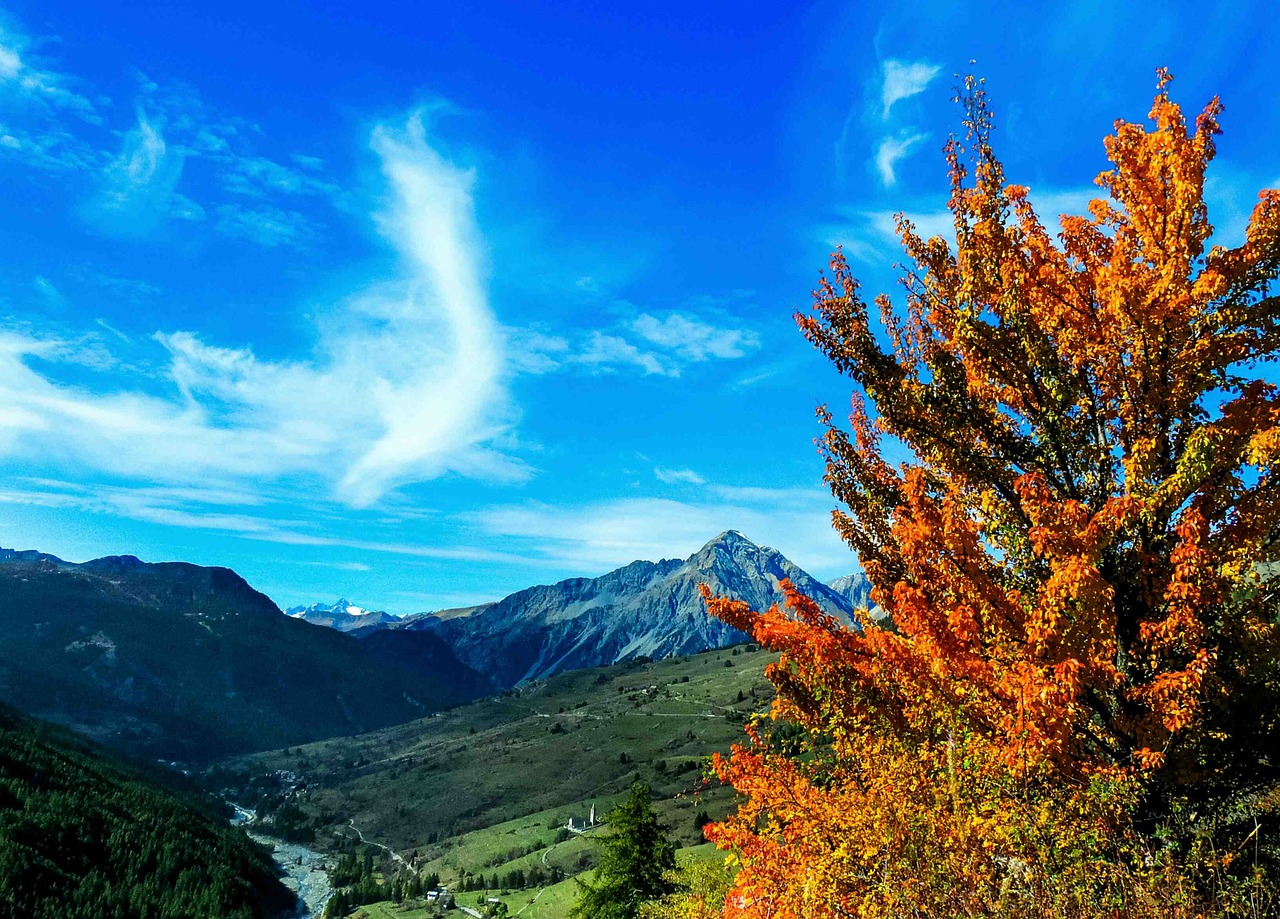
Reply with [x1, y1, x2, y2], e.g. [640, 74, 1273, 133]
[232, 805, 334, 917]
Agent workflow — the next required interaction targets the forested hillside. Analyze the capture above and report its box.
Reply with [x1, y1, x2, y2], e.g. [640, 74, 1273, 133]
[0, 549, 488, 763]
[0, 703, 294, 919]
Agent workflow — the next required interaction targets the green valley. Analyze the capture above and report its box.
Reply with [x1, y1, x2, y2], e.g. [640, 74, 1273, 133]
[216, 645, 776, 918]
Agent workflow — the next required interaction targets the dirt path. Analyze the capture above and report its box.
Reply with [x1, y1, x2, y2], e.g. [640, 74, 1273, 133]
[342, 818, 407, 867]
[516, 885, 549, 916]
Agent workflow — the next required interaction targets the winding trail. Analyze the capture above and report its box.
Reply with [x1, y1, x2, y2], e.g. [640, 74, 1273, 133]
[342, 818, 407, 868]
[516, 885, 549, 916]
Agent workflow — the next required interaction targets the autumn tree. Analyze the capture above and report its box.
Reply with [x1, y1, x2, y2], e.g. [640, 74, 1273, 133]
[702, 72, 1280, 918]
[638, 858, 735, 919]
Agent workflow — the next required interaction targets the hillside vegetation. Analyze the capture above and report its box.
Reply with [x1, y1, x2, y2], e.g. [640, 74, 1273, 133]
[216, 646, 776, 915]
[0, 703, 294, 919]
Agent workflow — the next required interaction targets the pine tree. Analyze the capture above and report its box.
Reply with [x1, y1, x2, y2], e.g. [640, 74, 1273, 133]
[570, 784, 676, 919]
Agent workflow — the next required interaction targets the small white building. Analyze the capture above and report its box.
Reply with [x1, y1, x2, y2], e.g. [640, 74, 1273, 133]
[565, 803, 599, 833]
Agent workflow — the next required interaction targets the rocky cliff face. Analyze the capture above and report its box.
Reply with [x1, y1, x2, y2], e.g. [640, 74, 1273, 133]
[826, 572, 873, 609]
[422, 530, 862, 688]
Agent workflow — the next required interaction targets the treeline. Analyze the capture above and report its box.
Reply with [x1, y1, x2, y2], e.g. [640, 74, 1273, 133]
[324, 851, 444, 918]
[323, 851, 390, 918]
[0, 704, 293, 919]
[324, 846, 572, 918]
[457, 864, 562, 891]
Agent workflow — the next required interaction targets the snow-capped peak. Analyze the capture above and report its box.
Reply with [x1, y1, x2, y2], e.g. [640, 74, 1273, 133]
[283, 598, 397, 633]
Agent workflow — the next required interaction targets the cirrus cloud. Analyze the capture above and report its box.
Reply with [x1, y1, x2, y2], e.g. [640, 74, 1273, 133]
[0, 110, 526, 509]
[881, 59, 942, 119]
[463, 484, 857, 578]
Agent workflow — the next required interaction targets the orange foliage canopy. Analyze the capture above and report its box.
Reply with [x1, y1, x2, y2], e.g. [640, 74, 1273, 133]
[703, 73, 1280, 918]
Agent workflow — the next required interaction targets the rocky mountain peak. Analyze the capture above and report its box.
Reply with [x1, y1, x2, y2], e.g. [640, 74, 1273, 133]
[693, 530, 775, 566]
[425, 531, 865, 688]
[706, 529, 752, 548]
[285, 598, 397, 632]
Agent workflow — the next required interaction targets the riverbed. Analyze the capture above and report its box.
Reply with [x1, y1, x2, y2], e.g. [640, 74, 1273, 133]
[232, 806, 333, 917]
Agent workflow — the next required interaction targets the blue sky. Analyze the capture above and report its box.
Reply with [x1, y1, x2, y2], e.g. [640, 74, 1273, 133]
[1, 0, 1277, 612]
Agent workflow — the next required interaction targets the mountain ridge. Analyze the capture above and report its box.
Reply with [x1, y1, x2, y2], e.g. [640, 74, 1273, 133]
[0, 547, 488, 763]
[411, 530, 863, 688]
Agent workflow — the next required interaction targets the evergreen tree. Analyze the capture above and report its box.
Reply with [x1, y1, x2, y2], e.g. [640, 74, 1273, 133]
[570, 783, 676, 919]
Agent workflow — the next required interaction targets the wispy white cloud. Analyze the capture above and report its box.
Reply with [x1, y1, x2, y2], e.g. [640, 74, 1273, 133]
[210, 151, 344, 246]
[464, 488, 856, 578]
[0, 110, 526, 508]
[94, 318, 132, 343]
[33, 276, 65, 308]
[654, 467, 705, 485]
[0, 14, 103, 172]
[221, 153, 341, 200]
[731, 364, 787, 390]
[0, 477, 528, 565]
[82, 110, 206, 234]
[0, 122, 98, 171]
[298, 560, 372, 572]
[1, 12, 338, 248]
[213, 202, 312, 248]
[630, 312, 759, 361]
[874, 131, 926, 186]
[575, 331, 671, 376]
[511, 309, 760, 379]
[0, 43, 17, 81]
[506, 330, 570, 375]
[59, 264, 163, 305]
[881, 59, 941, 120]
[338, 114, 523, 502]
[0, 15, 101, 123]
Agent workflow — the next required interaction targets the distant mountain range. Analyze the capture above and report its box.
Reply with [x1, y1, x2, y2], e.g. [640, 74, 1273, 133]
[285, 598, 398, 632]
[0, 533, 868, 761]
[376, 530, 868, 689]
[0, 548, 488, 763]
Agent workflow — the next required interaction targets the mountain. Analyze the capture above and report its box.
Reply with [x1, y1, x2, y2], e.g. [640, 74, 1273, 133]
[286, 598, 398, 632]
[826, 572, 873, 609]
[344, 603, 492, 639]
[0, 703, 293, 918]
[0, 548, 488, 763]
[415, 530, 860, 689]
[357, 629, 493, 700]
